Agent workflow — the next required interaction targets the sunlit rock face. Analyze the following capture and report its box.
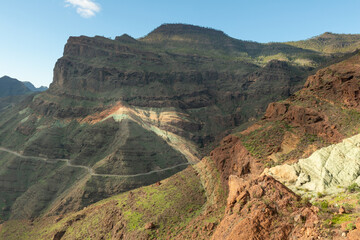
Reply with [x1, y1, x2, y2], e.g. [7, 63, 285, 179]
[267, 133, 360, 193]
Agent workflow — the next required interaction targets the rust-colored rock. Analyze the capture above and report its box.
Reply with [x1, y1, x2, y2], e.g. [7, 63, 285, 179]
[339, 206, 346, 214]
[356, 217, 360, 230]
[248, 184, 264, 198]
[212, 175, 320, 240]
[301, 208, 320, 228]
[261, 55, 360, 146]
[210, 135, 263, 186]
[348, 218, 360, 240]
[348, 230, 360, 240]
[304, 54, 360, 110]
[310, 206, 320, 214]
[264, 102, 289, 119]
[264, 102, 341, 143]
[206, 222, 216, 231]
[145, 222, 156, 230]
[227, 175, 247, 207]
[341, 221, 352, 232]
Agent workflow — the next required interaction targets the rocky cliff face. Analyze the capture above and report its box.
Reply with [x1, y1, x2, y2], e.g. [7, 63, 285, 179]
[304, 51, 360, 109]
[2, 30, 360, 239]
[42, 31, 322, 149]
[250, 53, 360, 170]
[0, 24, 357, 224]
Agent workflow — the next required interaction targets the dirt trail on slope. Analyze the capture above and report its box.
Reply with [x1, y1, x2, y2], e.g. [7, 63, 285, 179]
[0, 147, 191, 177]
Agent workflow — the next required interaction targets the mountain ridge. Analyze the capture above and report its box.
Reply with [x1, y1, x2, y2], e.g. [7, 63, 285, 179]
[1, 24, 360, 236]
[0, 76, 31, 97]
[3, 47, 360, 240]
[22, 81, 48, 92]
[286, 31, 360, 53]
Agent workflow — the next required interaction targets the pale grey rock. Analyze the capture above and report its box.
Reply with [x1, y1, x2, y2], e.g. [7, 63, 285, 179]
[267, 164, 298, 183]
[266, 134, 360, 194]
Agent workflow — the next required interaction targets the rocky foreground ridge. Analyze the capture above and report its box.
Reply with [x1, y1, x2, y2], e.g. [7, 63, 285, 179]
[1, 30, 360, 239]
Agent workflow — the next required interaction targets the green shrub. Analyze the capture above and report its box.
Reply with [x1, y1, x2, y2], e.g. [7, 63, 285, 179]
[296, 197, 311, 207]
[317, 192, 325, 198]
[324, 219, 332, 228]
[343, 203, 354, 213]
[347, 223, 356, 231]
[356, 193, 360, 199]
[314, 200, 329, 211]
[347, 183, 360, 193]
[331, 214, 353, 225]
[320, 200, 329, 210]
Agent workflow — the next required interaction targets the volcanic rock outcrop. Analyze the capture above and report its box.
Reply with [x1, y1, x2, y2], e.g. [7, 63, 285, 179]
[2, 28, 360, 239]
[267, 133, 360, 193]
[0, 24, 358, 224]
[0, 25, 329, 220]
[212, 175, 321, 240]
[210, 135, 263, 185]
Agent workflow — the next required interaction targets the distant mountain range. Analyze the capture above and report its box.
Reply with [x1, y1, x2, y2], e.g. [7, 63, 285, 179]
[22, 81, 48, 92]
[286, 32, 360, 53]
[0, 76, 31, 97]
[0, 76, 47, 97]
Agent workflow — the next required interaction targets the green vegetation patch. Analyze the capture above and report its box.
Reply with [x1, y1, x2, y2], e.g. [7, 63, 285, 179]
[340, 109, 360, 137]
[331, 214, 356, 225]
[123, 210, 144, 231]
[120, 167, 206, 236]
[237, 121, 290, 159]
[285, 33, 360, 54]
[0, 167, 207, 239]
[348, 183, 360, 193]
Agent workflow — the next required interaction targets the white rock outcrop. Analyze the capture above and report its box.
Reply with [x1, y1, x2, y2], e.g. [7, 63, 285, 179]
[267, 134, 360, 193]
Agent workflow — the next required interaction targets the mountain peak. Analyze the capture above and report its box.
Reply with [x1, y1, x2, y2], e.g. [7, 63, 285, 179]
[0, 75, 31, 97]
[149, 23, 226, 35]
[115, 34, 137, 43]
[141, 23, 230, 42]
[321, 32, 335, 36]
[316, 32, 338, 39]
[1, 75, 14, 80]
[22, 81, 48, 92]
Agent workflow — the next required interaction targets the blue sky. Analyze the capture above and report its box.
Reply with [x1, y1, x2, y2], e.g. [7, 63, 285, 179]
[1, 0, 359, 87]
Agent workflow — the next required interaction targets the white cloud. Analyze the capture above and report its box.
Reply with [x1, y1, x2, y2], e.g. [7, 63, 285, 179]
[65, 0, 101, 18]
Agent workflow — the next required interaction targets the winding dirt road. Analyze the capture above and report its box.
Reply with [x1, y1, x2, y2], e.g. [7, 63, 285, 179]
[0, 147, 191, 178]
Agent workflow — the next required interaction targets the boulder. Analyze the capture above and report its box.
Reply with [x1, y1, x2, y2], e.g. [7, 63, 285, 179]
[145, 222, 156, 230]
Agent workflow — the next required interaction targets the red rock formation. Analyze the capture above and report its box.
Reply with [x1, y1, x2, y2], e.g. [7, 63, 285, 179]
[210, 135, 263, 185]
[348, 218, 360, 240]
[209, 54, 360, 240]
[261, 54, 360, 145]
[212, 175, 321, 240]
[304, 53, 360, 109]
[264, 102, 342, 143]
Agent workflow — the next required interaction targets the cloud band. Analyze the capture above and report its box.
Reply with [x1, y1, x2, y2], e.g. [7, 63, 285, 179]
[65, 0, 101, 18]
